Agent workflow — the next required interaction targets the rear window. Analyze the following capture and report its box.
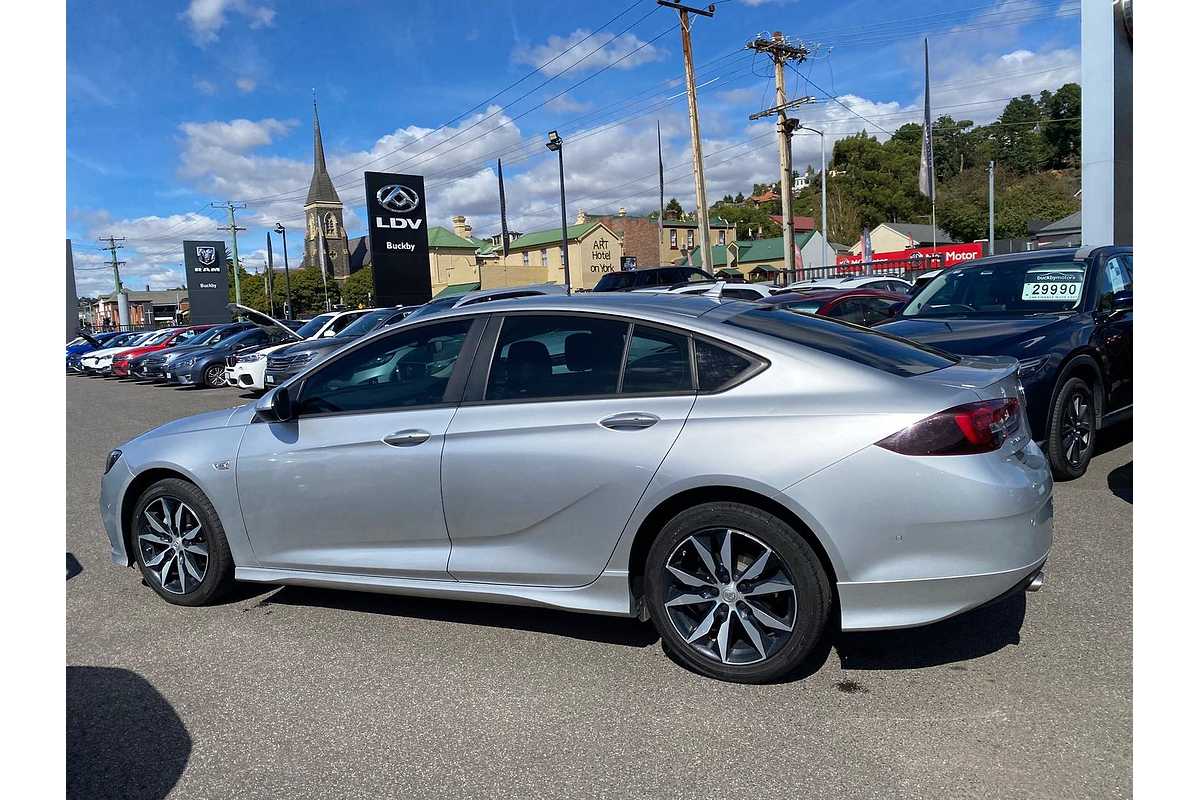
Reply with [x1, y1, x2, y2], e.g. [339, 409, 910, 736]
[726, 307, 958, 377]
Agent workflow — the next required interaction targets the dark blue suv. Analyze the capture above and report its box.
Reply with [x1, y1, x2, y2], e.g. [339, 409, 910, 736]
[877, 245, 1132, 479]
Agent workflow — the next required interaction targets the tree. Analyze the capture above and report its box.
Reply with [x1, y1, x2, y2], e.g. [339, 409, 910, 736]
[1041, 82, 1081, 168]
[992, 95, 1050, 173]
[342, 266, 375, 308]
[709, 202, 780, 240]
[664, 197, 684, 219]
[734, 191, 745, 203]
[284, 268, 333, 317]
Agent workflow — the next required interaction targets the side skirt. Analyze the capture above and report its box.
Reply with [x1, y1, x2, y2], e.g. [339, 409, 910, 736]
[235, 566, 635, 617]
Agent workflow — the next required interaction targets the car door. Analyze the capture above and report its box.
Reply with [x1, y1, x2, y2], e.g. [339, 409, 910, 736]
[235, 317, 481, 578]
[441, 313, 697, 587]
[1093, 254, 1133, 413]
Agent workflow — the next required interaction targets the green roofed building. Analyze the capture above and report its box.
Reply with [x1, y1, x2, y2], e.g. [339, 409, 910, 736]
[482, 219, 623, 291]
[688, 230, 832, 283]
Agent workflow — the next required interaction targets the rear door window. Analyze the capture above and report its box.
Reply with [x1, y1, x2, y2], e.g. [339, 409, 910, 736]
[621, 326, 692, 394]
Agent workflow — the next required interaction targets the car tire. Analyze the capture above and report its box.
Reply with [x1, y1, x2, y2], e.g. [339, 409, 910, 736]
[202, 364, 225, 388]
[1046, 376, 1096, 480]
[645, 501, 831, 684]
[132, 478, 235, 606]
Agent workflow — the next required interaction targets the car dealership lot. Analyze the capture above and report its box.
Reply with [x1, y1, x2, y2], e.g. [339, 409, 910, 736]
[67, 376, 1131, 799]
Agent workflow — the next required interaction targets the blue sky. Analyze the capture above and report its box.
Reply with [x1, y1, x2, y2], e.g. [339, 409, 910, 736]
[67, 0, 1081, 294]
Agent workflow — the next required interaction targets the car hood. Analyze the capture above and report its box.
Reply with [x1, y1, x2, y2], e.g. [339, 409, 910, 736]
[117, 344, 164, 359]
[876, 314, 1074, 357]
[227, 303, 304, 341]
[84, 345, 135, 359]
[133, 405, 249, 443]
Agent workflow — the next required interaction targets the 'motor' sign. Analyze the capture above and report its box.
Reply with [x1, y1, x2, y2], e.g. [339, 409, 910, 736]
[364, 171, 431, 306]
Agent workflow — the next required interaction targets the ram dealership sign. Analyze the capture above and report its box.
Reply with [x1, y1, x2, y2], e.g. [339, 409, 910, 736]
[182, 240, 231, 324]
[364, 171, 431, 305]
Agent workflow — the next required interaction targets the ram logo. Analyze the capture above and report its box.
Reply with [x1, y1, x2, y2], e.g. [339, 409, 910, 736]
[195, 246, 217, 266]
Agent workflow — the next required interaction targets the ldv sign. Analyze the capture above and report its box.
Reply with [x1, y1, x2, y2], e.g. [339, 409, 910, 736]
[364, 171, 432, 306]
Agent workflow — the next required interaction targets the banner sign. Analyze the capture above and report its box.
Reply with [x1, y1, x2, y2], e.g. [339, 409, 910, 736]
[183, 240, 231, 324]
[836, 242, 984, 267]
[364, 171, 431, 306]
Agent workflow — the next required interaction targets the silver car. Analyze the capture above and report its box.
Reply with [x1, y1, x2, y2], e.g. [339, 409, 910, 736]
[100, 293, 1052, 683]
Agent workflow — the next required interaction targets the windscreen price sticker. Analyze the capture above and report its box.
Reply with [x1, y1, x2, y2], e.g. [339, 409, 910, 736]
[1022, 270, 1084, 301]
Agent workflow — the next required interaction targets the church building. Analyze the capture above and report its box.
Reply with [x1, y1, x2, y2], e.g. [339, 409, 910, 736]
[303, 100, 352, 283]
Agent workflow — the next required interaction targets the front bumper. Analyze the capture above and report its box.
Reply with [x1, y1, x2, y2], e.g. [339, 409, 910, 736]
[100, 460, 136, 566]
[165, 364, 202, 385]
[262, 368, 301, 388]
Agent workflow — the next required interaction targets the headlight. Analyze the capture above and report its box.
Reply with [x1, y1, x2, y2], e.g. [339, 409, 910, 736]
[1017, 356, 1048, 377]
[176, 356, 197, 369]
[237, 353, 264, 363]
[104, 449, 122, 475]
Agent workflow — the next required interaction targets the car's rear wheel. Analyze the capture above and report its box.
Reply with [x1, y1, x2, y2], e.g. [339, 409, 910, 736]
[132, 478, 234, 606]
[1047, 376, 1095, 480]
[202, 364, 225, 388]
[645, 502, 831, 683]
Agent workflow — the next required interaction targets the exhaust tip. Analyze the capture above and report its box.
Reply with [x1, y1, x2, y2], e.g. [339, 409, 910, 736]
[1026, 571, 1045, 592]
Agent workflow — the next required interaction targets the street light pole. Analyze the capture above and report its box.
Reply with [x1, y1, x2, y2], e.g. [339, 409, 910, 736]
[274, 223, 293, 318]
[799, 125, 830, 267]
[546, 130, 572, 293]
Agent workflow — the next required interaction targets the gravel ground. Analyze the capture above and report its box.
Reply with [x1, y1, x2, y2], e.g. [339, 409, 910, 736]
[66, 374, 1132, 800]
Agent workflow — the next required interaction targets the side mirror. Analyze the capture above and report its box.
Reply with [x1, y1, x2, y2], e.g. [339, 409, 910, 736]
[256, 386, 294, 422]
[1112, 287, 1132, 312]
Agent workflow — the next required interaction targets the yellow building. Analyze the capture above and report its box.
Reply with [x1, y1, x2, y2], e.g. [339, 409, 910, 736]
[481, 221, 624, 291]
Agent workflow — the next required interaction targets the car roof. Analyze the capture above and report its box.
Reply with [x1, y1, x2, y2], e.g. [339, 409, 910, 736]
[424, 289, 730, 324]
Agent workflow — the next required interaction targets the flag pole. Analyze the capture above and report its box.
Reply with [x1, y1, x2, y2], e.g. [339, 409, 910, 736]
[497, 158, 511, 259]
[657, 120, 665, 262]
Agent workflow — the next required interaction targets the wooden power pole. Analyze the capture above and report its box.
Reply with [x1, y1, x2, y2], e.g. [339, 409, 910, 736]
[748, 32, 810, 284]
[658, 1, 716, 272]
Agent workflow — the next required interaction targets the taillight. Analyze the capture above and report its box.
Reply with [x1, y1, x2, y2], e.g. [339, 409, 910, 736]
[876, 397, 1021, 456]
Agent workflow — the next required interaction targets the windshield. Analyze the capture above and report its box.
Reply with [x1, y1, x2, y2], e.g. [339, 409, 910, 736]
[142, 329, 175, 345]
[405, 297, 460, 321]
[903, 260, 1085, 317]
[780, 300, 824, 314]
[337, 309, 399, 338]
[294, 313, 337, 338]
[185, 326, 226, 347]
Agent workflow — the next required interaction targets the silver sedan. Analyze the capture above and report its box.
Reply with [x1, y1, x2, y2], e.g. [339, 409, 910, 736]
[100, 292, 1051, 683]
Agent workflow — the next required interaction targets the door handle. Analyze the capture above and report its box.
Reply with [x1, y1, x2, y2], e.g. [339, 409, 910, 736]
[382, 429, 431, 447]
[599, 412, 660, 431]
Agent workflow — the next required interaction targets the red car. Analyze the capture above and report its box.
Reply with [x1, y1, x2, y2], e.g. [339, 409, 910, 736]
[759, 288, 909, 327]
[111, 324, 218, 377]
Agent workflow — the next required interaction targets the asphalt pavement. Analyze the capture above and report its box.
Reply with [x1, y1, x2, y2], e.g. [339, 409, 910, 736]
[66, 374, 1132, 800]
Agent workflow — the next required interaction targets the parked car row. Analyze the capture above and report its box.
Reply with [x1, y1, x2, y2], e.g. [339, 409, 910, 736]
[92, 246, 1130, 683]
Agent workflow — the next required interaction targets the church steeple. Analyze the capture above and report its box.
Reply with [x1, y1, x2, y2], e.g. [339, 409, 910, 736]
[305, 93, 341, 206]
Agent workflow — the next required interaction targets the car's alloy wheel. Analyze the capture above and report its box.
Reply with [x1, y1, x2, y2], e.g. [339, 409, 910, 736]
[663, 529, 796, 666]
[1060, 389, 1092, 469]
[138, 496, 208, 595]
[203, 364, 225, 387]
[1047, 376, 1095, 480]
[133, 478, 234, 606]
[645, 502, 831, 683]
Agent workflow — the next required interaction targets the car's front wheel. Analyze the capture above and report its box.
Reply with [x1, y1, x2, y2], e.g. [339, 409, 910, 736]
[1047, 376, 1096, 480]
[202, 363, 226, 388]
[132, 478, 234, 606]
[645, 502, 831, 683]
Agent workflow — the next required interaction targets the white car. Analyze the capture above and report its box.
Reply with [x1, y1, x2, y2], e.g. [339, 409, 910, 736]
[79, 330, 159, 374]
[224, 307, 373, 392]
[910, 268, 943, 294]
[634, 281, 775, 302]
[781, 275, 913, 294]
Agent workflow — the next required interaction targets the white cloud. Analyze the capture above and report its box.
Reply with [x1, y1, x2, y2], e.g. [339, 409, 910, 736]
[182, 0, 276, 45]
[74, 211, 220, 296]
[513, 29, 665, 76]
[235, 76, 257, 93]
[194, 78, 217, 95]
[545, 94, 593, 114]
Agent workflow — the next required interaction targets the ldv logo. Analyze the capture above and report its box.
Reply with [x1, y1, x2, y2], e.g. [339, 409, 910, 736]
[375, 217, 424, 230]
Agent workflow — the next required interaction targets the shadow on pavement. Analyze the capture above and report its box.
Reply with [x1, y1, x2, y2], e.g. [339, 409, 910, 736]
[263, 585, 660, 648]
[835, 593, 1027, 671]
[1108, 462, 1132, 503]
[67, 666, 190, 800]
[1095, 419, 1132, 458]
[67, 553, 82, 580]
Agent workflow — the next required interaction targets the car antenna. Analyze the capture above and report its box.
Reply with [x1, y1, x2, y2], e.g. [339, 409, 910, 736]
[702, 280, 726, 300]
